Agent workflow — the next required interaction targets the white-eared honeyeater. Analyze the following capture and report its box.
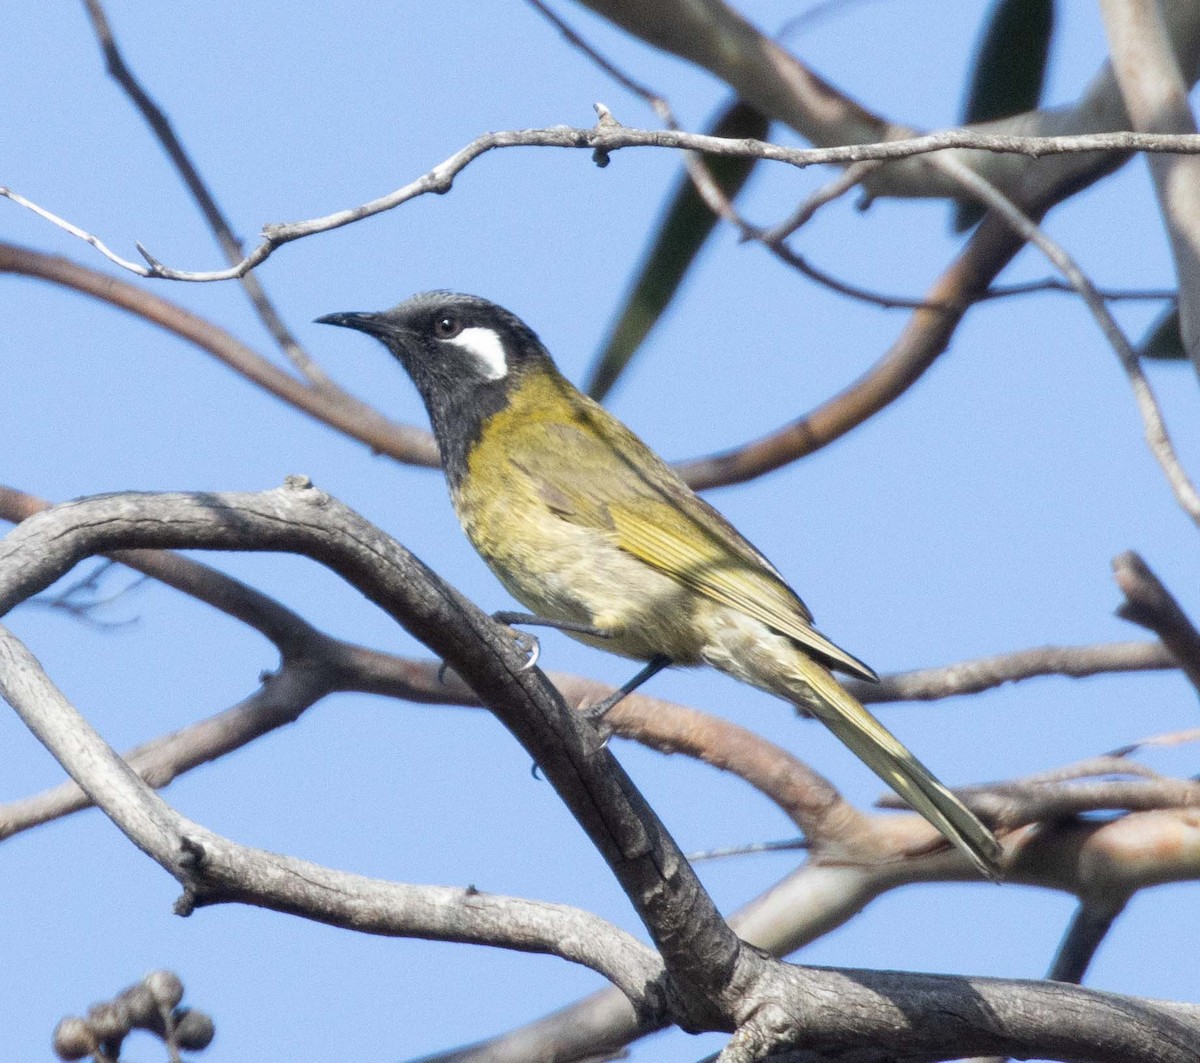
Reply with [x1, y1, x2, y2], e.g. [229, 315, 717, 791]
[317, 292, 1002, 878]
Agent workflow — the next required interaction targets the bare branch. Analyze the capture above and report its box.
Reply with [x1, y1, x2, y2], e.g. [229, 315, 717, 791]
[965, 899, 1132, 1063]
[930, 152, 1200, 526]
[761, 159, 883, 242]
[6, 489, 1200, 1061]
[1050, 900, 1128, 984]
[985, 278, 1177, 302]
[1102, 0, 1200, 375]
[8, 127, 1200, 282]
[0, 626, 664, 1006]
[0, 484, 748, 1031]
[939, 778, 1200, 831]
[1113, 550, 1200, 693]
[0, 245, 440, 469]
[848, 640, 1174, 703]
[7, 486, 1174, 861]
[78, 0, 326, 382]
[579, 0, 1200, 204]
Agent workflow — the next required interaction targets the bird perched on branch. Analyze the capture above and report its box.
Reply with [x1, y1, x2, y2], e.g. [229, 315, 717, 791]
[318, 292, 1002, 879]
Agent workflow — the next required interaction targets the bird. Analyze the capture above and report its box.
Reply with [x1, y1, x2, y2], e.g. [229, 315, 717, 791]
[317, 291, 1002, 879]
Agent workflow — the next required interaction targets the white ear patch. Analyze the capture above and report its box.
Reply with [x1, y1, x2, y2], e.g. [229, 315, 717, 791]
[447, 327, 508, 380]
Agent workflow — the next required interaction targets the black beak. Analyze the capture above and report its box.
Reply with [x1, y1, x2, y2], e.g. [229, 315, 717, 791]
[314, 310, 390, 335]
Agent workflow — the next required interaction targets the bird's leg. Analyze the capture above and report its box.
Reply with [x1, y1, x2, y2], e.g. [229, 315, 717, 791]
[491, 611, 611, 638]
[583, 655, 672, 720]
[490, 611, 612, 673]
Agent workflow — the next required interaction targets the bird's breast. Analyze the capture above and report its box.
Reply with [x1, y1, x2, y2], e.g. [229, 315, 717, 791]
[451, 477, 707, 663]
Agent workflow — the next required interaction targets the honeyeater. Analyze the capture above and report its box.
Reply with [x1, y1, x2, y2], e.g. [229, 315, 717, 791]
[317, 292, 1002, 879]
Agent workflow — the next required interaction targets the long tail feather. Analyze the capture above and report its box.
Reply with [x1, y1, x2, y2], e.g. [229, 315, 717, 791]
[788, 660, 1002, 879]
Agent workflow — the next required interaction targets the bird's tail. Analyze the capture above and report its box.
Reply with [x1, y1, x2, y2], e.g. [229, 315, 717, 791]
[777, 657, 1002, 880]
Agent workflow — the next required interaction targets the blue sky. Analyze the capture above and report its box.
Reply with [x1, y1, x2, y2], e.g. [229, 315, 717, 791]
[3, 2, 1199, 1060]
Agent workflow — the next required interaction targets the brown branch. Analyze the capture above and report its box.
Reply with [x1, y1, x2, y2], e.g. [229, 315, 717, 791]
[1, 486, 1176, 853]
[675, 210, 1033, 488]
[1113, 550, 1200, 693]
[0, 243, 440, 469]
[557, 674, 878, 855]
[529, 9, 936, 315]
[941, 778, 1200, 832]
[847, 640, 1175, 703]
[0, 627, 665, 1007]
[440, 808, 1200, 1063]
[9, 492, 1200, 1060]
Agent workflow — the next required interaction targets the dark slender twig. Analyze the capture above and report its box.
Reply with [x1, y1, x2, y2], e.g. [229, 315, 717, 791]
[687, 838, 808, 862]
[79, 0, 327, 383]
[985, 278, 1177, 302]
[1049, 901, 1127, 983]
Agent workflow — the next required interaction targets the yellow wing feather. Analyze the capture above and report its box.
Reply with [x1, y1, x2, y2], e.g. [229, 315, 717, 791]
[505, 387, 875, 681]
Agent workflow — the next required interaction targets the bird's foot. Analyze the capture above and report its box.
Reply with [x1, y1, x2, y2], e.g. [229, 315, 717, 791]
[487, 613, 545, 671]
[582, 654, 673, 721]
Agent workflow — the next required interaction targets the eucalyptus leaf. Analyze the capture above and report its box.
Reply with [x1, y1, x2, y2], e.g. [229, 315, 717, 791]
[586, 99, 770, 400]
[1140, 306, 1185, 360]
[954, 0, 1055, 232]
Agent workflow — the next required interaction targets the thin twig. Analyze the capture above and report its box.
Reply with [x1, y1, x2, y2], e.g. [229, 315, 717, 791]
[687, 838, 807, 862]
[78, 0, 327, 383]
[1112, 550, 1200, 694]
[985, 278, 1177, 302]
[847, 640, 1174, 703]
[761, 159, 883, 242]
[7, 125, 1200, 282]
[931, 152, 1200, 526]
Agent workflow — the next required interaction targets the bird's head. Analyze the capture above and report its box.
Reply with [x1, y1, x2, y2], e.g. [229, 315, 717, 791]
[317, 291, 559, 482]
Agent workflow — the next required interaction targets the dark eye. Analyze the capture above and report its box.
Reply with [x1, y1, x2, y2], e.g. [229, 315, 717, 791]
[433, 314, 462, 339]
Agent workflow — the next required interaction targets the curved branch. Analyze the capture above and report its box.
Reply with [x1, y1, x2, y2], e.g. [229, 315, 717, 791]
[80, 0, 325, 382]
[0, 626, 663, 1004]
[5, 611, 1198, 1063]
[848, 640, 1174, 703]
[1102, 0, 1200, 373]
[0, 484, 748, 1032]
[0, 243, 440, 468]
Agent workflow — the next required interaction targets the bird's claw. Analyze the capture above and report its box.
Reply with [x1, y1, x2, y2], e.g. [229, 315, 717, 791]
[490, 611, 544, 670]
[513, 629, 541, 671]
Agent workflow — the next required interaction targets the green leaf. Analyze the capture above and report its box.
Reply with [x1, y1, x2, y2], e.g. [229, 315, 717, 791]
[585, 99, 770, 400]
[1140, 306, 1186, 360]
[954, 0, 1056, 232]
